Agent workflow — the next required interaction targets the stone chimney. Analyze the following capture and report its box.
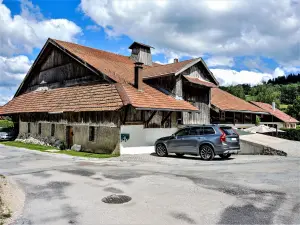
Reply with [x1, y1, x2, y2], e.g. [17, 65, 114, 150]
[272, 102, 276, 111]
[134, 62, 144, 91]
[174, 58, 179, 63]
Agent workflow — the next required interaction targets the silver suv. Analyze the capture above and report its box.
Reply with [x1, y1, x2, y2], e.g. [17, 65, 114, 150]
[155, 125, 240, 160]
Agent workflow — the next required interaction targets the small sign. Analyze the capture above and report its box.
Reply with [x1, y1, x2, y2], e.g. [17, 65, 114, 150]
[121, 133, 130, 142]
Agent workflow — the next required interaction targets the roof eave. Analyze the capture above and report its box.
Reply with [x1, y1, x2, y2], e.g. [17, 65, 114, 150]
[134, 107, 199, 112]
[175, 58, 219, 86]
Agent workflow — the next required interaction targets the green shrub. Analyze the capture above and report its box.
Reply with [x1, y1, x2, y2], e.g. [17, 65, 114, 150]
[255, 115, 261, 126]
[0, 120, 14, 128]
[278, 129, 300, 141]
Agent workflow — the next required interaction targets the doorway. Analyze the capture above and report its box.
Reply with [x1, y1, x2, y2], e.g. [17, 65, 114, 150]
[66, 126, 74, 149]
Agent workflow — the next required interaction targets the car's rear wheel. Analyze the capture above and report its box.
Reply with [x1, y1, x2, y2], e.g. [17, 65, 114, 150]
[175, 153, 185, 157]
[156, 144, 168, 157]
[200, 145, 215, 161]
[219, 153, 232, 159]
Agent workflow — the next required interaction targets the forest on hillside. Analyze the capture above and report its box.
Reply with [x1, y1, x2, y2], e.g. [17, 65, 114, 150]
[220, 73, 300, 121]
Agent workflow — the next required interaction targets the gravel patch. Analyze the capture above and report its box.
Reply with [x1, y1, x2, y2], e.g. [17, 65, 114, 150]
[0, 176, 25, 225]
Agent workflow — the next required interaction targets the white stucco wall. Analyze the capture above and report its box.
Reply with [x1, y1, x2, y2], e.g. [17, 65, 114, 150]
[120, 125, 178, 154]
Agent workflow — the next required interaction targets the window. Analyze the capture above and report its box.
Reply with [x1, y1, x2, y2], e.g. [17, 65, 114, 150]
[189, 127, 202, 135]
[51, 124, 55, 137]
[174, 128, 189, 137]
[188, 112, 192, 120]
[203, 127, 215, 135]
[27, 123, 31, 133]
[220, 111, 225, 120]
[89, 127, 95, 142]
[177, 112, 182, 125]
[220, 127, 236, 135]
[38, 123, 41, 135]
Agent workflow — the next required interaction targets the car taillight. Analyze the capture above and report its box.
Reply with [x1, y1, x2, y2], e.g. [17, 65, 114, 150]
[219, 128, 226, 142]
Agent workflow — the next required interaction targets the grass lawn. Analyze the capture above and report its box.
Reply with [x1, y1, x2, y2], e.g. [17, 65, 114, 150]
[245, 95, 255, 102]
[0, 141, 119, 159]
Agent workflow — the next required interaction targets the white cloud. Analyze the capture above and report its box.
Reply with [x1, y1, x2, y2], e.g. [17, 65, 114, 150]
[0, 94, 13, 106]
[0, 55, 31, 87]
[0, 0, 82, 56]
[206, 56, 234, 67]
[86, 25, 101, 31]
[211, 68, 285, 86]
[80, 0, 300, 66]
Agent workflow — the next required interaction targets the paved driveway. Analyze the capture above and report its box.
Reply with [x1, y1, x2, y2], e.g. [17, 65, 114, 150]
[240, 133, 300, 157]
[0, 144, 300, 225]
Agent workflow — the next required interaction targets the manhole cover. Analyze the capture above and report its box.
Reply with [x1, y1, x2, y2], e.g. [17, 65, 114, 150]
[102, 194, 132, 204]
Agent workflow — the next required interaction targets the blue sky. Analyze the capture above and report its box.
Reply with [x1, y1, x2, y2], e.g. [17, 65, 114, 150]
[1, 0, 300, 105]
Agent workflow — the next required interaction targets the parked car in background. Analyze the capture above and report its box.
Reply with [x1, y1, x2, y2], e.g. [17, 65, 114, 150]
[155, 125, 240, 160]
[0, 127, 17, 141]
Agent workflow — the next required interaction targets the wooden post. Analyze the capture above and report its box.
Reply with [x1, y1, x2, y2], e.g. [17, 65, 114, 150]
[233, 112, 236, 125]
[161, 111, 172, 127]
[145, 111, 157, 127]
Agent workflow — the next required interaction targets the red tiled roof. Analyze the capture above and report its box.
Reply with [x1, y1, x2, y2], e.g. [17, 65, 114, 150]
[53, 39, 136, 84]
[118, 83, 198, 111]
[0, 83, 198, 115]
[52, 40, 197, 112]
[251, 101, 298, 123]
[0, 84, 123, 114]
[183, 76, 217, 88]
[3, 39, 200, 115]
[143, 59, 195, 79]
[211, 88, 266, 113]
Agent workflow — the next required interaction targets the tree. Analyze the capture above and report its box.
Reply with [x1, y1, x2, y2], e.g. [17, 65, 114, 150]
[255, 85, 281, 106]
[286, 97, 300, 121]
[226, 85, 246, 99]
[280, 84, 299, 105]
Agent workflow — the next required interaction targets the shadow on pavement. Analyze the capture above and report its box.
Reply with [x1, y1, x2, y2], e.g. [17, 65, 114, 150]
[150, 153, 235, 161]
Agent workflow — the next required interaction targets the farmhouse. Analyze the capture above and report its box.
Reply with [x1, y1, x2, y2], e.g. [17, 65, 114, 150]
[251, 101, 298, 129]
[0, 39, 218, 154]
[210, 88, 268, 128]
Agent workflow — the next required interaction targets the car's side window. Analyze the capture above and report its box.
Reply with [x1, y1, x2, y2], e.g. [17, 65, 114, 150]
[203, 127, 215, 135]
[175, 128, 190, 136]
[189, 127, 203, 135]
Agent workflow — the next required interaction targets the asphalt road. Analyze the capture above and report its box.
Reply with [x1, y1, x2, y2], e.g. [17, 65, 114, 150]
[0, 144, 300, 225]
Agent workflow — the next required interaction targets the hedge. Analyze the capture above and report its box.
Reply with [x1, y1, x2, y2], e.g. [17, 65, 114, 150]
[277, 129, 300, 141]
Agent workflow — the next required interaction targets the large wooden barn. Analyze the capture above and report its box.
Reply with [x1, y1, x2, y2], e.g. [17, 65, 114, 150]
[0, 39, 218, 154]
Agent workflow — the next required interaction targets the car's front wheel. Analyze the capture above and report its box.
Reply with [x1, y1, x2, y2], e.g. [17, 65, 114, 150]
[156, 143, 168, 157]
[219, 153, 232, 159]
[199, 145, 215, 161]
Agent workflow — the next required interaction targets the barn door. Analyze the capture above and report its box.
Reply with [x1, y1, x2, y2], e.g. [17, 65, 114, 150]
[66, 126, 74, 149]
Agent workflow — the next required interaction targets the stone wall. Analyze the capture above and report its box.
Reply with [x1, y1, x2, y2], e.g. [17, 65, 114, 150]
[18, 121, 120, 154]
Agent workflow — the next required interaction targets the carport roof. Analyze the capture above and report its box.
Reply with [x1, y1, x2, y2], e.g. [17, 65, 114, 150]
[211, 88, 267, 113]
[251, 101, 298, 123]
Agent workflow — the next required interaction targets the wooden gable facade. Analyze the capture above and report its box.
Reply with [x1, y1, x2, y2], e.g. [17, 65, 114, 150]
[145, 60, 217, 125]
[16, 44, 107, 96]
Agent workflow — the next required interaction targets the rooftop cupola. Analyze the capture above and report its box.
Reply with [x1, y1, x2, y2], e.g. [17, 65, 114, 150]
[129, 41, 154, 66]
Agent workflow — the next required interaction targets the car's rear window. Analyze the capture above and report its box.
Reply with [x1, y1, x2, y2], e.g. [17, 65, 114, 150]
[220, 127, 237, 135]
